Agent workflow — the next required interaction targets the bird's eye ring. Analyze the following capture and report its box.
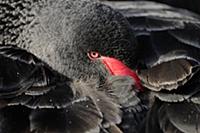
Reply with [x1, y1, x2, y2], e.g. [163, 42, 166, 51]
[87, 51, 101, 60]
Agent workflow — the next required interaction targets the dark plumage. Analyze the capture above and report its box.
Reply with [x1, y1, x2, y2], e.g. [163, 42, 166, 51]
[105, 1, 200, 133]
[102, 0, 200, 15]
[0, 0, 146, 133]
[145, 0, 200, 15]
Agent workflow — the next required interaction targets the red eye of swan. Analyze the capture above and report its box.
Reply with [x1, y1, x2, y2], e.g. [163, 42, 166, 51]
[87, 51, 101, 60]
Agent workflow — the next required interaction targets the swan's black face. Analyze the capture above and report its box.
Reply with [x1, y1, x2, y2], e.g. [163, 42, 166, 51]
[28, 1, 140, 88]
[51, 2, 142, 89]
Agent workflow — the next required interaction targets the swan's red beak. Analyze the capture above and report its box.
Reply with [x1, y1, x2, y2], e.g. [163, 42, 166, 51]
[100, 56, 143, 91]
[87, 52, 143, 91]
